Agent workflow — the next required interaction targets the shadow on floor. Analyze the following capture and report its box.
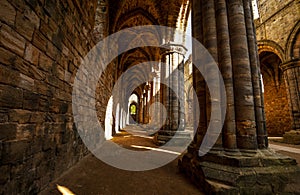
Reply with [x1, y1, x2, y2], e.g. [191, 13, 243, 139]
[40, 129, 203, 195]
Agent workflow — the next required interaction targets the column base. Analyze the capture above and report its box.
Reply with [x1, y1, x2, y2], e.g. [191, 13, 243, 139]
[179, 148, 300, 194]
[153, 130, 192, 146]
[283, 130, 300, 144]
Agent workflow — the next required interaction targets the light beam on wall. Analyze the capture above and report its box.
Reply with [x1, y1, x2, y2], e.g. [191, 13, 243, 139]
[252, 0, 260, 20]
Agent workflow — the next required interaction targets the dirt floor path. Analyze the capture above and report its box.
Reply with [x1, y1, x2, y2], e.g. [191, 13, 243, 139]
[40, 129, 203, 195]
[40, 128, 300, 195]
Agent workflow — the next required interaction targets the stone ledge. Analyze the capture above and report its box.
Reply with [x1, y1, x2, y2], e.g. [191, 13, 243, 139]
[179, 150, 300, 194]
[153, 130, 192, 146]
[283, 130, 300, 145]
[200, 149, 297, 167]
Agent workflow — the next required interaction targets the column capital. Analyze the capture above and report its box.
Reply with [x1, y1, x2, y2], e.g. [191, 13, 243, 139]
[280, 59, 300, 72]
[160, 43, 187, 56]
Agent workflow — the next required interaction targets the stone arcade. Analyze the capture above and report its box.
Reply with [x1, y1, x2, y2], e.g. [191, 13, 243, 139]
[0, 0, 299, 194]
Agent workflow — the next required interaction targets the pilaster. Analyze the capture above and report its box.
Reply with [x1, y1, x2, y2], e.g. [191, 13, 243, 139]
[281, 59, 300, 144]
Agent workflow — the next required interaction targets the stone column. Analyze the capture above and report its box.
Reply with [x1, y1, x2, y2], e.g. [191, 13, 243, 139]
[178, 53, 185, 130]
[143, 90, 147, 124]
[146, 84, 151, 123]
[138, 96, 144, 124]
[154, 43, 190, 145]
[243, 0, 267, 149]
[144, 86, 150, 124]
[179, 0, 300, 193]
[228, 0, 258, 150]
[152, 75, 161, 129]
[215, 0, 237, 151]
[146, 70, 162, 132]
[281, 59, 300, 144]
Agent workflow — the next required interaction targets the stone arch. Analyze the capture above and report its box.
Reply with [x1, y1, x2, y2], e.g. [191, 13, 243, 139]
[186, 84, 193, 101]
[175, 0, 191, 32]
[110, 0, 161, 31]
[115, 8, 160, 31]
[257, 40, 285, 62]
[119, 48, 154, 71]
[285, 20, 300, 60]
[104, 96, 114, 140]
[128, 93, 139, 124]
[259, 50, 292, 136]
[112, 8, 162, 80]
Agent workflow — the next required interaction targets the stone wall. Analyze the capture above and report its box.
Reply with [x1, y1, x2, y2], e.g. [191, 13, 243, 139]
[94, 0, 115, 134]
[293, 30, 300, 58]
[0, 0, 114, 193]
[255, 0, 299, 52]
[96, 62, 115, 130]
[255, 0, 300, 136]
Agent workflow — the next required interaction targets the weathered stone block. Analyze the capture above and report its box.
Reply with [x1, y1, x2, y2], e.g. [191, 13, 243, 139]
[42, 136, 55, 151]
[44, 0, 57, 20]
[38, 97, 50, 111]
[34, 82, 50, 97]
[19, 73, 35, 91]
[0, 0, 16, 27]
[28, 64, 46, 81]
[24, 43, 40, 66]
[1, 140, 30, 164]
[32, 31, 47, 52]
[0, 65, 20, 87]
[0, 47, 17, 66]
[52, 63, 65, 81]
[39, 53, 53, 72]
[49, 100, 61, 113]
[46, 41, 59, 61]
[31, 151, 44, 167]
[30, 112, 45, 123]
[52, 29, 64, 51]
[2, 180, 19, 195]
[0, 84, 23, 108]
[0, 124, 17, 140]
[16, 124, 35, 140]
[37, 172, 52, 190]
[0, 112, 8, 123]
[13, 56, 31, 75]
[15, 8, 39, 41]
[0, 23, 26, 56]
[0, 165, 10, 184]
[9, 109, 31, 123]
[40, 21, 53, 40]
[283, 130, 300, 144]
[23, 91, 40, 110]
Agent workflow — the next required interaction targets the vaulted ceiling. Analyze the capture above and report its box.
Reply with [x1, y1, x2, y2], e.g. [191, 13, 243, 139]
[109, 0, 190, 32]
[107, 0, 190, 97]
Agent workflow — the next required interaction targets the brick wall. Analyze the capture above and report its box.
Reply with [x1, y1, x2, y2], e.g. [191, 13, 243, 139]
[0, 0, 114, 193]
[262, 70, 292, 136]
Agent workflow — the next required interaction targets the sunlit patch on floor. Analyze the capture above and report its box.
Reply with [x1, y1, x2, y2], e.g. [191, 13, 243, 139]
[130, 145, 181, 155]
[134, 134, 153, 139]
[57, 184, 75, 195]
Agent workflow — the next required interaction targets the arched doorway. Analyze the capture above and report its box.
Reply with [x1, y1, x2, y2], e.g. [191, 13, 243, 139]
[128, 93, 139, 124]
[259, 51, 292, 136]
[129, 103, 137, 123]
